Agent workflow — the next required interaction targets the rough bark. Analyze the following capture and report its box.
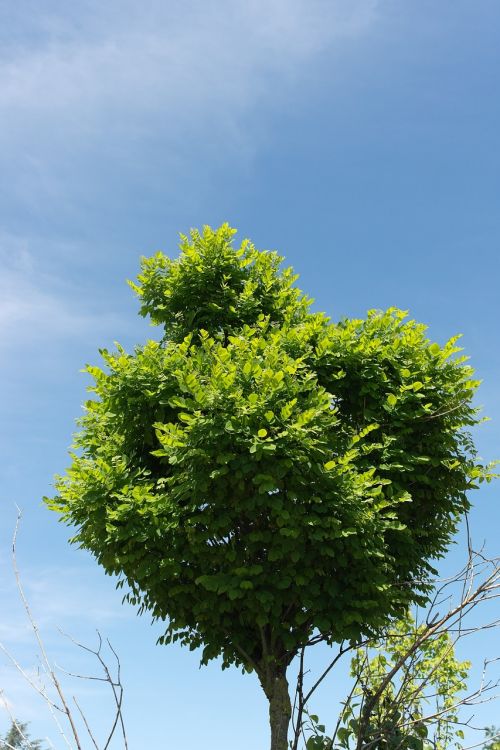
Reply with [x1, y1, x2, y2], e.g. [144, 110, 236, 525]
[265, 670, 292, 750]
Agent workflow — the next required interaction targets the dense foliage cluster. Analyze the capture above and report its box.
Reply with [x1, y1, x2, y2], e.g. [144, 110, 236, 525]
[48, 224, 488, 675]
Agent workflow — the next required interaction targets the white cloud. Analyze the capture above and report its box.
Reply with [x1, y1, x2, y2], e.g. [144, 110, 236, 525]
[1, 0, 379, 117]
[0, 2, 380, 352]
[0, 563, 128, 645]
[0, 675, 47, 735]
[21, 566, 129, 628]
[0, 0, 380, 208]
[0, 233, 121, 352]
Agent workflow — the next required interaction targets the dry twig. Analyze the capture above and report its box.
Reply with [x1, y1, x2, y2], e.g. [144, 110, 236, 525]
[0, 510, 129, 750]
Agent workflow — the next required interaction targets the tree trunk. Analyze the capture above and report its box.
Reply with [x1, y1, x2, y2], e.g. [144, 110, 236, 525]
[266, 670, 292, 750]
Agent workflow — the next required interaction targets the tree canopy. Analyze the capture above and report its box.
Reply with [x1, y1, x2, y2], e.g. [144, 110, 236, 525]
[1, 720, 44, 750]
[47, 224, 491, 749]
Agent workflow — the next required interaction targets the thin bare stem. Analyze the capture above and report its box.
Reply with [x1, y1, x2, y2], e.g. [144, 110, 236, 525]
[12, 509, 81, 750]
[292, 538, 500, 750]
[2, 510, 129, 750]
[73, 696, 100, 750]
[57, 629, 129, 750]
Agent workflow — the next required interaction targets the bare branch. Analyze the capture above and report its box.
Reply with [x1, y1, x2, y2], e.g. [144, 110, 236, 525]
[1, 511, 129, 750]
[11, 508, 81, 750]
[292, 537, 500, 750]
[72, 696, 100, 750]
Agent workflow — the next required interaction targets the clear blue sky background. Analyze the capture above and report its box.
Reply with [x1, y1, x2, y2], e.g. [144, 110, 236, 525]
[0, 1, 499, 747]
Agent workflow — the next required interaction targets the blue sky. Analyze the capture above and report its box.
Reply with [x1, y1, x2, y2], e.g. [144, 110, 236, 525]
[0, 1, 499, 747]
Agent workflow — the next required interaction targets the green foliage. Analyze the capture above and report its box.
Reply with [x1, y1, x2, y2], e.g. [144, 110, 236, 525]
[1, 720, 44, 749]
[484, 727, 500, 750]
[129, 224, 311, 342]
[314, 611, 470, 750]
[47, 224, 492, 674]
[303, 713, 333, 750]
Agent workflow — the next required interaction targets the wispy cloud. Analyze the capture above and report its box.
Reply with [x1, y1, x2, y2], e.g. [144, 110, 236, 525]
[0, 0, 380, 211]
[0, 669, 47, 726]
[0, 1, 380, 354]
[2, 1, 379, 118]
[21, 566, 129, 628]
[0, 559, 128, 648]
[0, 233, 123, 352]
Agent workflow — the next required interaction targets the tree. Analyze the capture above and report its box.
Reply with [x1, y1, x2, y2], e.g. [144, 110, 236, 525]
[303, 611, 471, 750]
[1, 720, 44, 750]
[46, 224, 493, 750]
[294, 535, 500, 750]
